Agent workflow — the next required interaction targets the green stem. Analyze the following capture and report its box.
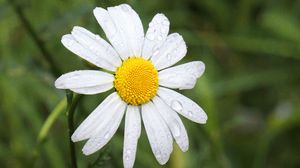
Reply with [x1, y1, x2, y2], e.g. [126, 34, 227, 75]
[33, 98, 67, 167]
[66, 91, 82, 168]
[37, 98, 67, 143]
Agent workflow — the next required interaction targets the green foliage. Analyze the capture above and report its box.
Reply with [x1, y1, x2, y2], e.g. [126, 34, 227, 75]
[0, 0, 300, 167]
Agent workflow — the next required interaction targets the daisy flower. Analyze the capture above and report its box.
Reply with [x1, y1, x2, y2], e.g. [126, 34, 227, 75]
[55, 4, 207, 168]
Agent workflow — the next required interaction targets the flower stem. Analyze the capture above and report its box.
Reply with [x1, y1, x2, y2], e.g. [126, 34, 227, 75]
[37, 97, 67, 143]
[66, 91, 82, 168]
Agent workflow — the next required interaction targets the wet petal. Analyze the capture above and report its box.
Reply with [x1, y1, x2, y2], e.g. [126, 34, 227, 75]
[123, 106, 141, 168]
[82, 95, 126, 155]
[55, 70, 114, 95]
[61, 34, 116, 71]
[159, 61, 205, 90]
[157, 87, 207, 124]
[142, 14, 169, 60]
[142, 102, 173, 165]
[153, 96, 189, 152]
[71, 92, 121, 142]
[151, 33, 187, 70]
[93, 4, 144, 60]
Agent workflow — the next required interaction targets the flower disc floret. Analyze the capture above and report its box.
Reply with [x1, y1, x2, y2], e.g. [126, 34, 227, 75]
[114, 57, 158, 105]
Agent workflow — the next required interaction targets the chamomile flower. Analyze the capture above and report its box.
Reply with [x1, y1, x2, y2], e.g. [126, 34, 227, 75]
[55, 4, 207, 168]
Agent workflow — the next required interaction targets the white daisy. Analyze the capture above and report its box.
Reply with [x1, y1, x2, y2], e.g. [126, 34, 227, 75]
[55, 4, 207, 168]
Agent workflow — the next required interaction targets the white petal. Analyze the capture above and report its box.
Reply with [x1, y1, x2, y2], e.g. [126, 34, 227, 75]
[61, 34, 116, 72]
[93, 4, 144, 59]
[141, 102, 173, 165]
[152, 96, 189, 152]
[71, 26, 122, 69]
[55, 70, 114, 95]
[70, 85, 113, 95]
[157, 87, 207, 124]
[71, 92, 120, 142]
[142, 14, 169, 60]
[151, 33, 187, 70]
[82, 96, 127, 155]
[123, 106, 141, 168]
[159, 61, 205, 90]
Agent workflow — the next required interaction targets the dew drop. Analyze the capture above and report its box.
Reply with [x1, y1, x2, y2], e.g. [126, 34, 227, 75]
[104, 20, 117, 34]
[161, 27, 167, 33]
[104, 133, 110, 139]
[152, 45, 160, 56]
[152, 45, 159, 51]
[89, 46, 95, 51]
[147, 33, 155, 40]
[162, 20, 169, 25]
[95, 51, 101, 56]
[172, 122, 181, 138]
[126, 149, 131, 154]
[157, 35, 163, 41]
[94, 60, 101, 66]
[67, 40, 74, 46]
[171, 100, 183, 112]
[173, 49, 178, 54]
[95, 35, 101, 40]
[147, 28, 155, 34]
[188, 111, 193, 117]
[153, 50, 159, 56]
[121, 4, 130, 12]
[166, 54, 172, 60]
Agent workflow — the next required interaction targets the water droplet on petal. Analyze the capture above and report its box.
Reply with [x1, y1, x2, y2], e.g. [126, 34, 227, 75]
[171, 100, 183, 112]
[95, 35, 101, 40]
[200, 115, 207, 121]
[147, 33, 155, 40]
[188, 111, 193, 117]
[125, 155, 130, 161]
[152, 45, 159, 51]
[148, 28, 155, 34]
[152, 45, 160, 56]
[126, 149, 131, 154]
[157, 35, 163, 41]
[161, 27, 167, 33]
[166, 54, 172, 60]
[173, 49, 178, 54]
[67, 40, 74, 46]
[163, 20, 169, 25]
[104, 133, 110, 139]
[104, 20, 117, 35]
[153, 50, 159, 56]
[121, 5, 130, 12]
[172, 121, 181, 138]
[95, 51, 101, 55]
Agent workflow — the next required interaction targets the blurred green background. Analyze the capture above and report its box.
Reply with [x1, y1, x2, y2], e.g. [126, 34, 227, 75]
[1, 0, 300, 167]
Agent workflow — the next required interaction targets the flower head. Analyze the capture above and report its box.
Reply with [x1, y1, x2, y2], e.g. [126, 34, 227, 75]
[55, 4, 207, 168]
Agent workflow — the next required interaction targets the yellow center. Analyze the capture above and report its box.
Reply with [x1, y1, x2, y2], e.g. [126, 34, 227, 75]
[114, 57, 158, 106]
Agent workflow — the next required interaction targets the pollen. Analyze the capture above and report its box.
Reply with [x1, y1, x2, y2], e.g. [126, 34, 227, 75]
[114, 57, 158, 106]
